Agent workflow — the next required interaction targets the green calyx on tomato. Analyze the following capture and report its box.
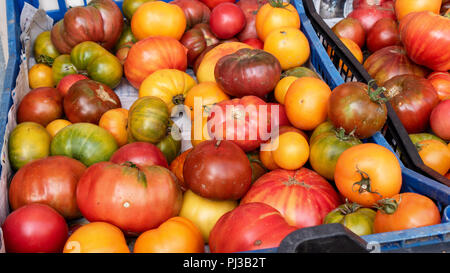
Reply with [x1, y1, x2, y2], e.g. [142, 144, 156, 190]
[367, 79, 389, 104]
[268, 0, 290, 8]
[352, 167, 382, 196]
[374, 196, 401, 214]
[324, 201, 376, 236]
[122, 161, 148, 187]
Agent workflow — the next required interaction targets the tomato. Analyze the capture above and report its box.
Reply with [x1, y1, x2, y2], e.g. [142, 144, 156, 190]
[275, 76, 297, 104]
[28, 64, 54, 89]
[9, 122, 51, 171]
[247, 151, 267, 183]
[172, 0, 211, 29]
[139, 69, 197, 112]
[183, 140, 252, 200]
[310, 121, 335, 145]
[383, 75, 439, 133]
[366, 18, 400, 53]
[77, 162, 182, 234]
[185, 82, 230, 121]
[353, 0, 394, 10]
[131, 1, 186, 41]
[209, 202, 297, 253]
[181, 28, 209, 66]
[127, 96, 170, 144]
[114, 23, 137, 52]
[332, 18, 365, 48]
[363, 46, 429, 85]
[334, 143, 402, 207]
[64, 79, 121, 124]
[214, 48, 281, 98]
[46, 119, 72, 138]
[9, 156, 86, 220]
[51, 0, 123, 54]
[282, 66, 320, 79]
[196, 42, 251, 83]
[268, 103, 291, 129]
[399, 11, 450, 72]
[169, 148, 192, 191]
[155, 127, 182, 164]
[271, 132, 309, 170]
[50, 123, 118, 166]
[395, 0, 442, 21]
[115, 43, 132, 65]
[2, 204, 68, 253]
[122, 0, 152, 21]
[124, 36, 188, 89]
[34, 31, 60, 66]
[17, 87, 63, 127]
[428, 72, 450, 100]
[430, 99, 450, 141]
[237, 0, 268, 41]
[285, 77, 331, 131]
[191, 116, 213, 146]
[328, 37, 362, 77]
[110, 142, 169, 169]
[241, 168, 341, 228]
[207, 96, 270, 152]
[199, 0, 235, 9]
[210, 3, 246, 39]
[242, 38, 264, 49]
[310, 129, 362, 181]
[255, 1, 300, 42]
[134, 217, 204, 253]
[416, 139, 450, 175]
[99, 108, 129, 147]
[56, 74, 88, 97]
[324, 202, 376, 236]
[193, 23, 221, 47]
[328, 82, 387, 139]
[259, 141, 280, 171]
[347, 6, 396, 33]
[373, 192, 441, 233]
[63, 222, 130, 253]
[409, 133, 446, 145]
[52, 55, 78, 86]
[263, 27, 310, 70]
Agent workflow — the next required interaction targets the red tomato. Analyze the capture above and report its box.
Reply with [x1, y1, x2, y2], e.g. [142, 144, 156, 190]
[199, 0, 235, 10]
[209, 3, 246, 39]
[237, 0, 268, 41]
[56, 74, 89, 97]
[241, 168, 341, 228]
[353, 0, 394, 10]
[430, 99, 450, 141]
[110, 142, 169, 168]
[366, 18, 401, 53]
[347, 6, 396, 33]
[268, 103, 291, 129]
[242, 38, 264, 49]
[332, 17, 366, 48]
[209, 202, 297, 253]
[17, 87, 63, 127]
[2, 204, 68, 253]
[428, 72, 450, 100]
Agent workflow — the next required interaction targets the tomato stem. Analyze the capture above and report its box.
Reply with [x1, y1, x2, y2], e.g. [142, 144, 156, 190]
[352, 167, 381, 196]
[35, 55, 55, 67]
[367, 80, 389, 104]
[172, 94, 185, 105]
[334, 127, 357, 141]
[373, 196, 401, 214]
[338, 201, 361, 215]
[268, 0, 291, 9]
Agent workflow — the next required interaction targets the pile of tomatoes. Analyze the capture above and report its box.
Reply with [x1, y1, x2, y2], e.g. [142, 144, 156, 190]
[0, 0, 445, 254]
[330, 0, 450, 177]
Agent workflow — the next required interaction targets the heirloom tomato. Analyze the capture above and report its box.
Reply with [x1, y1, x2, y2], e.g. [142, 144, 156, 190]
[184, 82, 230, 121]
[34, 31, 60, 66]
[169, 148, 192, 191]
[28, 64, 54, 89]
[122, 0, 152, 20]
[430, 99, 450, 141]
[366, 18, 401, 53]
[347, 5, 395, 33]
[332, 17, 365, 48]
[271, 132, 309, 171]
[110, 142, 169, 169]
[172, 0, 211, 29]
[416, 139, 450, 175]
[324, 202, 376, 236]
[395, 0, 442, 20]
[99, 108, 129, 147]
[17, 87, 63, 127]
[210, 3, 246, 39]
[427, 72, 450, 101]
[46, 119, 72, 138]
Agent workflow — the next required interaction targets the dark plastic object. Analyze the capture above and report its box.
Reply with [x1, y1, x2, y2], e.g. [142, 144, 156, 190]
[277, 224, 370, 253]
[301, 0, 450, 187]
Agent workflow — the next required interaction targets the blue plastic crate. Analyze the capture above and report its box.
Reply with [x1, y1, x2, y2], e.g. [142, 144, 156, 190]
[2, 0, 449, 253]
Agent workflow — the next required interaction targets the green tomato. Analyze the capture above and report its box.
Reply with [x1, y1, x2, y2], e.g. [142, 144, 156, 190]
[324, 203, 376, 236]
[310, 121, 335, 145]
[115, 23, 137, 52]
[52, 54, 78, 85]
[282, 66, 320, 79]
[157, 126, 182, 164]
[122, 0, 153, 21]
[34, 31, 60, 66]
[409, 133, 446, 145]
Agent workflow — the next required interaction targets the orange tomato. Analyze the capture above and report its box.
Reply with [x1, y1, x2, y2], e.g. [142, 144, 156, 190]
[196, 42, 251, 83]
[99, 108, 129, 147]
[373, 192, 441, 233]
[274, 76, 297, 104]
[264, 27, 310, 70]
[260, 141, 280, 171]
[169, 148, 192, 191]
[63, 222, 130, 253]
[329, 37, 363, 77]
[191, 116, 212, 147]
[284, 77, 332, 131]
[131, 1, 186, 40]
[184, 82, 230, 121]
[395, 0, 442, 21]
[334, 143, 402, 207]
[272, 132, 309, 170]
[46, 119, 72, 138]
[417, 139, 450, 175]
[28, 64, 54, 89]
[255, 1, 301, 41]
[133, 216, 204, 253]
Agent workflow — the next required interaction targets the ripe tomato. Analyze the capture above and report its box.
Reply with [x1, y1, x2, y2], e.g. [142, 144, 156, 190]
[274, 76, 297, 104]
[131, 1, 186, 40]
[242, 38, 264, 49]
[272, 132, 309, 170]
[373, 192, 441, 233]
[332, 17, 365, 48]
[17, 87, 63, 127]
[110, 142, 169, 168]
[237, 0, 269, 41]
[334, 143, 402, 207]
[255, 1, 300, 42]
[366, 18, 401, 53]
[169, 148, 192, 191]
[264, 27, 310, 70]
[210, 3, 246, 39]
[46, 119, 72, 138]
[285, 77, 331, 131]
[28, 64, 54, 89]
[260, 140, 280, 171]
[347, 6, 396, 33]
[99, 108, 129, 147]
[34, 30, 60, 66]
[430, 99, 450, 141]
[134, 217, 204, 253]
[63, 222, 130, 253]
[172, 0, 211, 29]
[184, 81, 230, 121]
[56, 74, 89, 97]
[2, 204, 68, 253]
[199, 0, 235, 10]
[179, 190, 237, 242]
[395, 0, 442, 21]
[416, 139, 450, 175]
[428, 72, 450, 101]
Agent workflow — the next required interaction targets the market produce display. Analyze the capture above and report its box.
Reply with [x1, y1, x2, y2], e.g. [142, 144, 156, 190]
[1, 0, 448, 254]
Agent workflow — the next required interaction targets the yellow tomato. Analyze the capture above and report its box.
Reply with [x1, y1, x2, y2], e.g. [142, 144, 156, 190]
[99, 108, 129, 147]
[417, 139, 450, 175]
[256, 2, 301, 41]
[272, 132, 309, 170]
[264, 27, 310, 70]
[184, 82, 230, 121]
[46, 119, 72, 138]
[28, 64, 54, 89]
[274, 76, 298, 104]
[139, 69, 197, 113]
